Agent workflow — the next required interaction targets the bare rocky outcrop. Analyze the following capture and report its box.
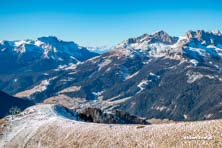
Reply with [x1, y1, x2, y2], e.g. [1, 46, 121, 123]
[185, 30, 222, 45]
[78, 107, 149, 124]
[122, 30, 178, 46]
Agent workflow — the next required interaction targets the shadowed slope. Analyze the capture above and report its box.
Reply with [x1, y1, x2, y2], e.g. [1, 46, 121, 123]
[0, 91, 34, 118]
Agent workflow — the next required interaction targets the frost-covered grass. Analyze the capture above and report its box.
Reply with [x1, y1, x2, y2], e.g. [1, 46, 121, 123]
[0, 104, 222, 148]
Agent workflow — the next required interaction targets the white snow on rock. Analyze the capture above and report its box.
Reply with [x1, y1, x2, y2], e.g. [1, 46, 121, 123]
[188, 47, 206, 57]
[34, 40, 44, 46]
[64, 63, 77, 70]
[212, 46, 222, 57]
[186, 71, 204, 83]
[100, 96, 132, 111]
[149, 72, 160, 78]
[54, 65, 67, 71]
[92, 91, 104, 98]
[54, 63, 78, 71]
[137, 79, 149, 94]
[59, 77, 75, 82]
[114, 38, 184, 61]
[14, 40, 30, 47]
[147, 43, 173, 58]
[151, 105, 169, 112]
[125, 71, 139, 80]
[186, 71, 219, 83]
[105, 67, 112, 72]
[98, 59, 112, 70]
[190, 59, 199, 66]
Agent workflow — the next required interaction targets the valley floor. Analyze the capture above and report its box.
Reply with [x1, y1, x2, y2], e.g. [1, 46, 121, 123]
[0, 104, 221, 148]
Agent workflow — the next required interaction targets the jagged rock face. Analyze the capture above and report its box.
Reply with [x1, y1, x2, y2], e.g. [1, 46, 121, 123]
[120, 31, 178, 49]
[151, 31, 178, 44]
[78, 107, 148, 124]
[1, 30, 222, 121]
[185, 30, 222, 45]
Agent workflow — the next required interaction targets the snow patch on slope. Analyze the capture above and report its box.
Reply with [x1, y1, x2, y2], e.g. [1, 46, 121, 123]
[137, 80, 149, 94]
[98, 59, 112, 70]
[186, 71, 220, 83]
[125, 71, 139, 80]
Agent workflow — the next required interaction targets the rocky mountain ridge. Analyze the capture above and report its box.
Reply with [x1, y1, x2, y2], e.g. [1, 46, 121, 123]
[1, 30, 222, 121]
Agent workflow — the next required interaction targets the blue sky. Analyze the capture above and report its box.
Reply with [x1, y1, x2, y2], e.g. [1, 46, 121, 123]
[0, 0, 222, 46]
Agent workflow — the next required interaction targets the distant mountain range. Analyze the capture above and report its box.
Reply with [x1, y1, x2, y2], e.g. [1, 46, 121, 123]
[86, 45, 111, 54]
[1, 30, 222, 121]
[0, 36, 98, 74]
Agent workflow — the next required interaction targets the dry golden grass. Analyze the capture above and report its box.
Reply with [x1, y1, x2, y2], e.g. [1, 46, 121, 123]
[4, 119, 222, 148]
[0, 119, 5, 126]
[1, 104, 221, 148]
[147, 118, 174, 124]
[0, 119, 6, 140]
[136, 125, 145, 129]
[44, 95, 86, 109]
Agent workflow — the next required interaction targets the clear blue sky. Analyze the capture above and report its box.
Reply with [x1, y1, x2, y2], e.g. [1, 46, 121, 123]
[0, 0, 222, 46]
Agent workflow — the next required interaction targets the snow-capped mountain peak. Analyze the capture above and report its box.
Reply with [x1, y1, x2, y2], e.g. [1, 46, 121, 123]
[112, 30, 222, 65]
[115, 30, 179, 51]
[118, 30, 178, 48]
[210, 30, 221, 36]
[37, 36, 60, 44]
[0, 36, 98, 73]
[151, 30, 178, 44]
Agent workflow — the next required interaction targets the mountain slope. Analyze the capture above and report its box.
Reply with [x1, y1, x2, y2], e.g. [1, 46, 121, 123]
[0, 104, 221, 147]
[0, 91, 34, 118]
[0, 36, 98, 96]
[0, 36, 98, 74]
[2, 30, 222, 121]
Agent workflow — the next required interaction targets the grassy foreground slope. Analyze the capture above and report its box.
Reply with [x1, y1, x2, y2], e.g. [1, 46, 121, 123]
[0, 104, 221, 148]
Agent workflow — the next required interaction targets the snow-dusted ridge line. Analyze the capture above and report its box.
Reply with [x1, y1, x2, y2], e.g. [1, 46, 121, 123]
[0, 104, 78, 148]
[0, 104, 221, 147]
